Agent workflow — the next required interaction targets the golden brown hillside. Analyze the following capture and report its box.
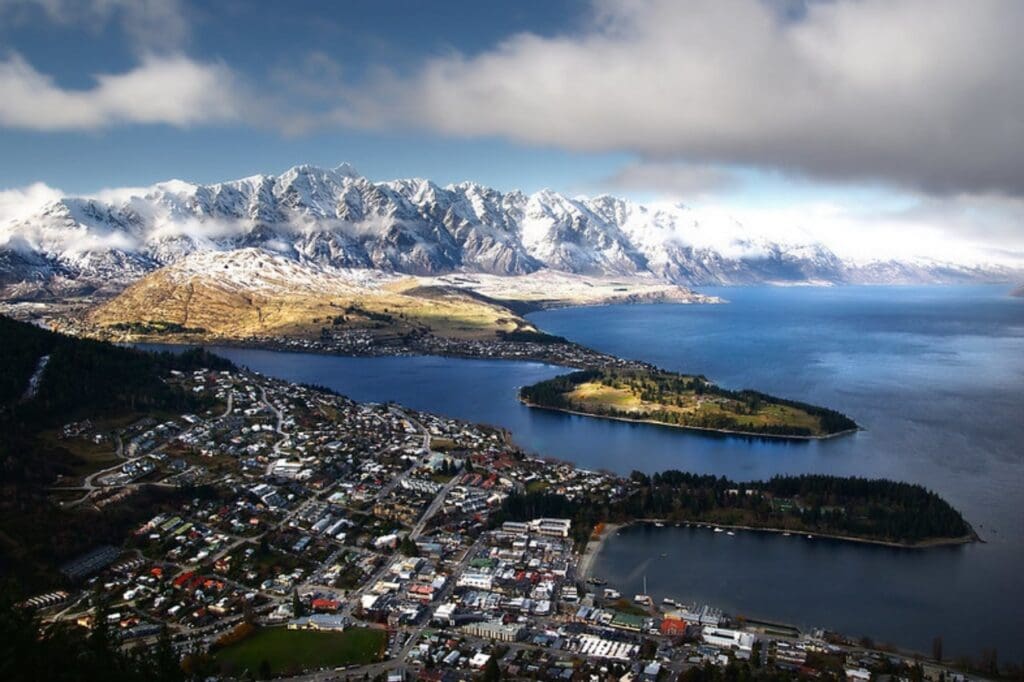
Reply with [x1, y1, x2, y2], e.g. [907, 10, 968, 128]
[86, 250, 535, 342]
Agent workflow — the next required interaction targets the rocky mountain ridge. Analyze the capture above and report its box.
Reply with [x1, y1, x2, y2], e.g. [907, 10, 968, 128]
[0, 163, 1017, 299]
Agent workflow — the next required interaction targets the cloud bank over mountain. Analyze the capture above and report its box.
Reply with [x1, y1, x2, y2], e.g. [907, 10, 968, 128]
[1, 0, 1020, 264]
[344, 0, 1024, 198]
[1, 164, 1018, 302]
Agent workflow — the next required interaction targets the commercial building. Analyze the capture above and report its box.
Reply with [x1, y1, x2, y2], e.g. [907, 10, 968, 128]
[60, 545, 121, 581]
[660, 615, 688, 636]
[456, 572, 493, 591]
[675, 604, 722, 627]
[574, 633, 640, 661]
[531, 518, 572, 538]
[287, 614, 347, 632]
[610, 611, 647, 632]
[702, 626, 756, 652]
[461, 619, 524, 642]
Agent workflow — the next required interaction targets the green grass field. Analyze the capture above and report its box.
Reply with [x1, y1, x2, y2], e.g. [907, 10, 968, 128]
[526, 480, 550, 494]
[214, 626, 386, 676]
[521, 368, 857, 438]
[566, 380, 821, 434]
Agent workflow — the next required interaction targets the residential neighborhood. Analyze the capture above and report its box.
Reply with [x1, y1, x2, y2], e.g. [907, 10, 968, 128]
[18, 365, 968, 681]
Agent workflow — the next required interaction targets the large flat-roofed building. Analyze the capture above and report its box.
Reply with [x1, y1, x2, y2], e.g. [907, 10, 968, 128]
[456, 572, 493, 591]
[461, 619, 523, 642]
[574, 633, 640, 661]
[610, 611, 647, 632]
[501, 521, 530, 534]
[531, 518, 572, 538]
[702, 626, 756, 652]
[287, 614, 347, 632]
[60, 545, 121, 581]
[675, 604, 722, 627]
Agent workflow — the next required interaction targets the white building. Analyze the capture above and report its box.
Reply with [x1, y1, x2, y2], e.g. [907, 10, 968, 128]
[676, 604, 722, 626]
[702, 626, 756, 652]
[531, 518, 572, 538]
[457, 572, 493, 590]
[269, 459, 304, 479]
[470, 653, 491, 669]
[461, 619, 523, 642]
[287, 614, 346, 631]
[575, 633, 640, 661]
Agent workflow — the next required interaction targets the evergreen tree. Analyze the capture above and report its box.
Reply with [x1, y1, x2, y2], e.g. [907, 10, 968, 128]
[88, 590, 117, 677]
[153, 626, 183, 682]
[483, 655, 501, 682]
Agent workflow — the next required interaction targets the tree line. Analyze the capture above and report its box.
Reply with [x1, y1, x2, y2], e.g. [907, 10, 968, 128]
[495, 470, 970, 546]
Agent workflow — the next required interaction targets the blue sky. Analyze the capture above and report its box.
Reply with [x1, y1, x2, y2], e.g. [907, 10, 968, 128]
[0, 0, 609, 193]
[0, 0, 1022, 264]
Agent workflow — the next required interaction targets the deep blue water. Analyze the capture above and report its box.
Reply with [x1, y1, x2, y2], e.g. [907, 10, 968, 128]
[537, 286, 1024, 659]
[146, 285, 1024, 659]
[597, 523, 1002, 653]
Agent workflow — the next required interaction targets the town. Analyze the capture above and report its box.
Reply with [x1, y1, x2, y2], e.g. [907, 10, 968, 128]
[24, 365, 965, 681]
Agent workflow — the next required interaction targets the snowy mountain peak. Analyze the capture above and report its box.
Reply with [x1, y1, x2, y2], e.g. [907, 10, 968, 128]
[333, 162, 361, 178]
[1, 163, 1019, 298]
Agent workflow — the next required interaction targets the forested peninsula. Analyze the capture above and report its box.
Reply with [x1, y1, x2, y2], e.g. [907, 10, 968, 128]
[496, 471, 975, 549]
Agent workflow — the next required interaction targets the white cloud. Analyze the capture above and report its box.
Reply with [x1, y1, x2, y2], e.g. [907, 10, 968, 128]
[0, 181, 63, 224]
[55, 229, 138, 256]
[342, 0, 1024, 197]
[0, 169, 1020, 269]
[686, 194, 1024, 267]
[0, 52, 244, 131]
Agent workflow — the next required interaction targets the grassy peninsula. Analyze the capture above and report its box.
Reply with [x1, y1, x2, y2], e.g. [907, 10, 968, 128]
[520, 368, 857, 438]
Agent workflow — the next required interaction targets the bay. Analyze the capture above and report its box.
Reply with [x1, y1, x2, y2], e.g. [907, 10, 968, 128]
[148, 285, 1024, 659]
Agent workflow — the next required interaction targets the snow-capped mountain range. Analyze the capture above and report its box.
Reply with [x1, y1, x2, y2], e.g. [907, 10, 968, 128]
[0, 163, 1016, 298]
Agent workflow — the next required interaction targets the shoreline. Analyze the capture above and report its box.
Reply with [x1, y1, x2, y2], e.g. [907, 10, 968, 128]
[130, 334, 859, 444]
[576, 519, 979, 671]
[578, 521, 977, 586]
[123, 338, 972, 553]
[603, 519, 978, 551]
[23, 308, 993, 666]
[120, 336, 971, 553]
[519, 399, 860, 442]
[577, 522, 622, 580]
[100, 333, 652, 373]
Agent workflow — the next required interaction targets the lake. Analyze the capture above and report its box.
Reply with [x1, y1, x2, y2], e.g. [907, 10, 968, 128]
[157, 285, 1024, 659]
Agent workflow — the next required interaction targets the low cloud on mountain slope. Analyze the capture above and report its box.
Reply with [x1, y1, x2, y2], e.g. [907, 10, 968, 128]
[1, 164, 1018, 299]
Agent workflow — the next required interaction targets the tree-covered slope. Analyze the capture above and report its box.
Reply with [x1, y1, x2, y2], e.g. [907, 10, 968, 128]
[0, 316, 232, 590]
[0, 315, 231, 421]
